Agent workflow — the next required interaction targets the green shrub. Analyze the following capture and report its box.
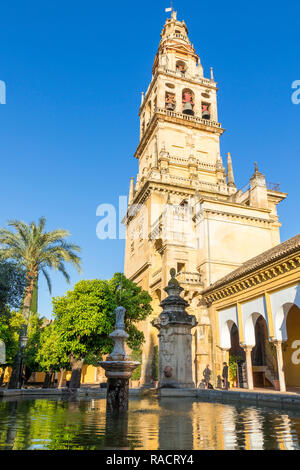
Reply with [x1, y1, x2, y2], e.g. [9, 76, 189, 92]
[229, 355, 243, 381]
[131, 349, 142, 380]
[151, 345, 159, 381]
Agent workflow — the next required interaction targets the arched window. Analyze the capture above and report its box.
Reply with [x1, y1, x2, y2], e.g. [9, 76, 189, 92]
[165, 91, 176, 111]
[202, 102, 211, 120]
[176, 60, 187, 75]
[182, 88, 194, 116]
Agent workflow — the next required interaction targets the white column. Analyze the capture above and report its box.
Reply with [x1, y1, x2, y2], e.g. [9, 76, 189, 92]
[273, 341, 286, 392]
[243, 346, 254, 390]
[220, 348, 229, 363]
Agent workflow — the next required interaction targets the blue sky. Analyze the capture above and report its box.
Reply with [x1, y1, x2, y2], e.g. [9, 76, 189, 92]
[0, 0, 299, 318]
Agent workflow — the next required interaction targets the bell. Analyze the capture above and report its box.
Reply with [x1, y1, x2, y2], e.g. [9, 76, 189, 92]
[183, 102, 194, 115]
[202, 109, 210, 120]
[166, 102, 175, 110]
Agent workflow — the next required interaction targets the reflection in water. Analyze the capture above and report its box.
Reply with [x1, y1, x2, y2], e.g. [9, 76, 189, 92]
[158, 398, 194, 450]
[0, 396, 300, 450]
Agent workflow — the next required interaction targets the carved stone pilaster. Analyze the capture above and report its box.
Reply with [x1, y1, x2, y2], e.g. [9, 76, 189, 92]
[152, 269, 197, 388]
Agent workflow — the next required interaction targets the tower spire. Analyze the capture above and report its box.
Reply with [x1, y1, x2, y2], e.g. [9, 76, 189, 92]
[227, 152, 236, 188]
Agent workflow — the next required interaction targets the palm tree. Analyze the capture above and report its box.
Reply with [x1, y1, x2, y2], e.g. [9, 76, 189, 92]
[0, 216, 81, 388]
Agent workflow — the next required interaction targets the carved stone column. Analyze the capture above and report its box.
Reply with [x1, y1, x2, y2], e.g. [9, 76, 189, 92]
[273, 340, 286, 392]
[152, 269, 197, 388]
[243, 345, 254, 390]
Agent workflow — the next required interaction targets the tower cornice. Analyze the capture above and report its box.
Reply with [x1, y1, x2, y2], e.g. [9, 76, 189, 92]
[135, 108, 224, 159]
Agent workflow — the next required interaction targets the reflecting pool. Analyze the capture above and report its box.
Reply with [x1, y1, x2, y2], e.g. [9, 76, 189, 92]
[0, 396, 300, 450]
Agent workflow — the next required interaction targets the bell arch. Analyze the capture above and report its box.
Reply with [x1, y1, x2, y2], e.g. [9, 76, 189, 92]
[182, 88, 195, 116]
[176, 60, 187, 74]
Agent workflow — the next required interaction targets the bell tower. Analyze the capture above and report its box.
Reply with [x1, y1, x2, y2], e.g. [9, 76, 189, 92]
[135, 10, 226, 194]
[124, 11, 286, 387]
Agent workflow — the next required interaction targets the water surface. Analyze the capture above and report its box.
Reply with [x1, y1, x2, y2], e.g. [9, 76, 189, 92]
[0, 396, 300, 450]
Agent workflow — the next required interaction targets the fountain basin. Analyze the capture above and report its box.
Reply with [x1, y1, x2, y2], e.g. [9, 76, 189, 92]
[99, 361, 140, 379]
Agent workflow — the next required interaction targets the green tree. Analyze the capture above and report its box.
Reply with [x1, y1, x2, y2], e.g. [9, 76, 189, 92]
[151, 345, 159, 382]
[131, 350, 142, 381]
[22, 313, 46, 383]
[36, 322, 70, 388]
[0, 260, 26, 312]
[52, 273, 152, 389]
[0, 311, 24, 385]
[0, 216, 81, 389]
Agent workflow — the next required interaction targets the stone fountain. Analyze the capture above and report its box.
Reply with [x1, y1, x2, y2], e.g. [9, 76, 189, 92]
[152, 268, 197, 388]
[99, 306, 139, 412]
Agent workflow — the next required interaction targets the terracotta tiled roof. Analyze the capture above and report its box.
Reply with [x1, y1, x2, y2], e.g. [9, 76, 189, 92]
[201, 234, 300, 295]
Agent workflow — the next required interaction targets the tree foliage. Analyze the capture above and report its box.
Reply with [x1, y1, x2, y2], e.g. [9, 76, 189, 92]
[0, 216, 81, 321]
[0, 217, 81, 388]
[0, 311, 24, 366]
[23, 314, 45, 372]
[0, 260, 26, 312]
[36, 322, 70, 373]
[52, 273, 152, 364]
[0, 217, 81, 292]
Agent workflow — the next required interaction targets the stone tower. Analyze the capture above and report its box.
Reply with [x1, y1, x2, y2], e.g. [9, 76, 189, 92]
[124, 11, 286, 387]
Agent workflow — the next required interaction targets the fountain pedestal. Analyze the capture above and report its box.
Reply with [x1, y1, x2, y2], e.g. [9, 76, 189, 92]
[152, 269, 197, 389]
[99, 306, 139, 412]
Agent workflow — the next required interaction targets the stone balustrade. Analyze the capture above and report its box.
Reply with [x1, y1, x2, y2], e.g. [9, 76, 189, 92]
[156, 107, 221, 128]
[176, 271, 203, 285]
[161, 69, 213, 87]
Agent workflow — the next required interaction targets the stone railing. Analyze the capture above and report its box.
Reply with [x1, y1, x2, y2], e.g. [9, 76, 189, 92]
[176, 271, 203, 285]
[161, 33, 190, 43]
[169, 155, 216, 172]
[169, 174, 219, 192]
[239, 183, 250, 194]
[239, 181, 281, 194]
[267, 182, 280, 192]
[161, 68, 213, 87]
[156, 107, 222, 129]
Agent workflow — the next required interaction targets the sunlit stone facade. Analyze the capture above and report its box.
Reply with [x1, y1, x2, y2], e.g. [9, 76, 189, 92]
[123, 11, 287, 387]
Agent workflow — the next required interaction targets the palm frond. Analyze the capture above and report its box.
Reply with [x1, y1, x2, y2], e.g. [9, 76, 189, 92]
[0, 217, 81, 296]
[57, 262, 71, 284]
[41, 268, 52, 294]
[38, 216, 46, 233]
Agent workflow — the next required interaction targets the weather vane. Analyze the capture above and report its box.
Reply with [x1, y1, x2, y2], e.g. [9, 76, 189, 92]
[165, 1, 174, 14]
